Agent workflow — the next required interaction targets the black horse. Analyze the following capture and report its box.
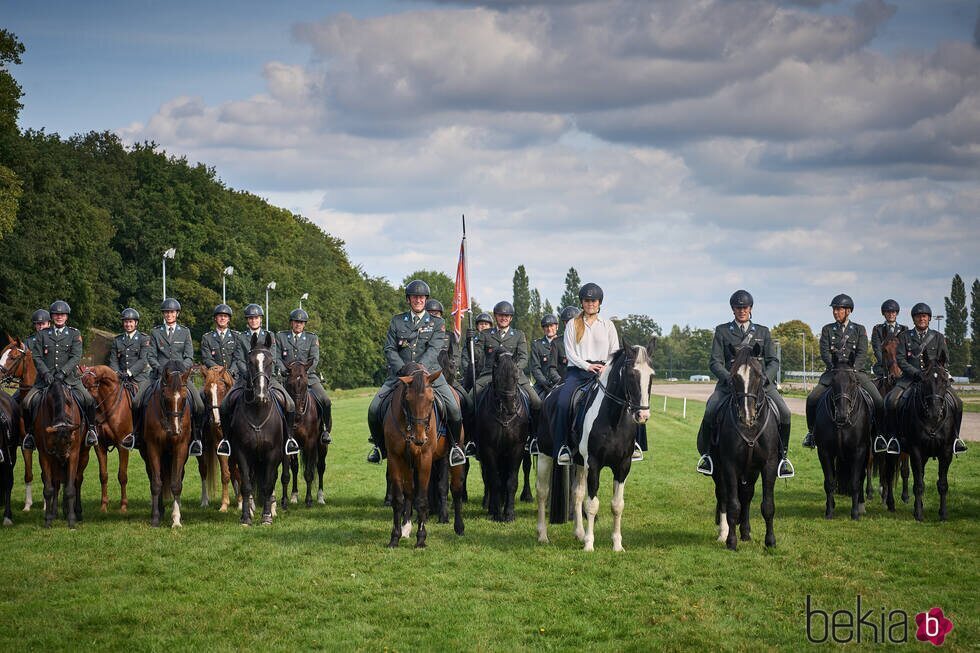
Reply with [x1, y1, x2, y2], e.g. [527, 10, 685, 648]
[475, 351, 529, 522]
[0, 391, 19, 526]
[223, 333, 286, 526]
[712, 343, 779, 550]
[884, 349, 962, 521]
[536, 340, 655, 551]
[814, 350, 872, 521]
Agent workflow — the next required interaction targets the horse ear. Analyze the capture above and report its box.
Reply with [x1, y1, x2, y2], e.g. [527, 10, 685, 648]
[848, 349, 856, 366]
[427, 369, 443, 385]
[398, 375, 414, 386]
[938, 347, 948, 368]
[250, 332, 258, 349]
[6, 333, 13, 345]
[180, 368, 192, 383]
[831, 349, 839, 366]
[751, 341, 762, 357]
[264, 332, 273, 349]
[645, 336, 657, 359]
[304, 360, 314, 372]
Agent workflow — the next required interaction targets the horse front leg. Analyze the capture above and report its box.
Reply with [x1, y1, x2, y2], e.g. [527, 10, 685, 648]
[197, 445, 209, 509]
[95, 443, 109, 512]
[761, 464, 776, 548]
[290, 452, 299, 505]
[714, 470, 729, 543]
[818, 447, 836, 519]
[936, 450, 952, 522]
[738, 473, 756, 542]
[582, 463, 601, 552]
[852, 448, 867, 521]
[387, 460, 404, 548]
[40, 458, 55, 528]
[316, 442, 327, 505]
[909, 447, 926, 522]
[118, 447, 129, 513]
[414, 455, 432, 549]
[610, 475, 628, 552]
[503, 454, 520, 522]
[65, 452, 80, 529]
[171, 446, 187, 529]
[22, 448, 33, 511]
[723, 465, 741, 551]
[536, 454, 553, 543]
[236, 451, 252, 526]
[520, 451, 533, 503]
[304, 449, 315, 508]
[572, 464, 587, 542]
[262, 457, 278, 525]
[279, 454, 291, 513]
[900, 452, 910, 503]
[219, 453, 231, 512]
[449, 458, 465, 536]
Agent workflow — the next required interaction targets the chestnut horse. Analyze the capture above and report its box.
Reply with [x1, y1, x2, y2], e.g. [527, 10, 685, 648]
[875, 334, 910, 506]
[200, 365, 233, 511]
[281, 361, 329, 509]
[80, 365, 134, 513]
[139, 361, 192, 528]
[33, 379, 90, 528]
[384, 365, 464, 548]
[0, 337, 39, 511]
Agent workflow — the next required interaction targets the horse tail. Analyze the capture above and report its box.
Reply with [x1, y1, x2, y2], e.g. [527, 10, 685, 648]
[204, 438, 220, 498]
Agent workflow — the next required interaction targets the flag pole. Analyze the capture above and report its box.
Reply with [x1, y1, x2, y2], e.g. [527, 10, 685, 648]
[462, 214, 477, 391]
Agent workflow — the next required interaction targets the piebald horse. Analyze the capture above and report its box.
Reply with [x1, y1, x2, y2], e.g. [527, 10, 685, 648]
[536, 340, 655, 551]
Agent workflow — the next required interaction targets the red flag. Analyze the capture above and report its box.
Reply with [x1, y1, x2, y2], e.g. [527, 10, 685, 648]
[451, 240, 468, 338]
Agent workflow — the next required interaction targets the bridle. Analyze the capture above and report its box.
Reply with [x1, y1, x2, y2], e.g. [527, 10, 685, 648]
[596, 353, 650, 421]
[492, 352, 522, 426]
[0, 344, 30, 390]
[157, 375, 189, 436]
[915, 368, 952, 439]
[726, 361, 771, 450]
[828, 368, 859, 428]
[400, 372, 433, 446]
[80, 368, 129, 423]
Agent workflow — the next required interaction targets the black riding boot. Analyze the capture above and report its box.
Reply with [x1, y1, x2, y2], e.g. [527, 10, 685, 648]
[448, 418, 465, 467]
[22, 403, 37, 450]
[777, 423, 795, 479]
[367, 408, 384, 464]
[696, 421, 713, 475]
[122, 404, 141, 450]
[84, 403, 99, 447]
[188, 417, 204, 457]
[285, 410, 300, 455]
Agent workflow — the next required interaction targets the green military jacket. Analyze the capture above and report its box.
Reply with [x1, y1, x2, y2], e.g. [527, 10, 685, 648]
[708, 321, 779, 389]
[870, 321, 907, 377]
[473, 326, 530, 384]
[383, 311, 446, 378]
[276, 330, 321, 384]
[818, 321, 869, 383]
[108, 331, 154, 383]
[201, 329, 240, 373]
[149, 323, 195, 377]
[30, 325, 84, 386]
[232, 329, 280, 380]
[529, 336, 562, 389]
[897, 328, 949, 380]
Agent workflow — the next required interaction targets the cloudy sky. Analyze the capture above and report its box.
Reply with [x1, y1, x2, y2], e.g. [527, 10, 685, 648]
[7, 0, 980, 333]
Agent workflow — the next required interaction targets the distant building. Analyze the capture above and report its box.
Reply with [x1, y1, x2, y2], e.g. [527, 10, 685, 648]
[689, 374, 710, 382]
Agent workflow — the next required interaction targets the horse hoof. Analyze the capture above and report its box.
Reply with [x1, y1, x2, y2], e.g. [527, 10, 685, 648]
[583, 542, 594, 552]
[765, 536, 776, 548]
[120, 505, 128, 514]
[262, 516, 273, 526]
[383, 498, 392, 507]
[901, 494, 909, 504]
[44, 520, 52, 529]
[3, 517, 12, 526]
[172, 521, 182, 529]
[387, 540, 399, 548]
[290, 493, 298, 505]
[857, 502, 866, 515]
[740, 534, 751, 542]
[455, 523, 464, 536]
[219, 505, 228, 513]
[22, 505, 31, 513]
[504, 513, 516, 523]
[538, 535, 550, 544]
[520, 492, 533, 503]
[199, 500, 209, 509]
[100, 505, 108, 513]
[414, 542, 427, 549]
[317, 498, 325, 506]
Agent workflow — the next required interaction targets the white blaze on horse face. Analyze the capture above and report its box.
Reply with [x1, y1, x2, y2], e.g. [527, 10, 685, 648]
[579, 362, 614, 460]
[0, 348, 11, 370]
[256, 352, 266, 399]
[634, 347, 654, 423]
[210, 384, 221, 424]
[737, 364, 752, 423]
[173, 391, 180, 435]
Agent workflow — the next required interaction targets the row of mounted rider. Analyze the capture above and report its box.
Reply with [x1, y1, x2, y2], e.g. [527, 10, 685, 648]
[12, 299, 332, 460]
[368, 280, 656, 548]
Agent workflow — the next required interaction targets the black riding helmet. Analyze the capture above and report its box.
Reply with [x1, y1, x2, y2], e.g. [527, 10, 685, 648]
[289, 308, 309, 322]
[425, 298, 444, 314]
[911, 302, 932, 317]
[729, 289, 754, 308]
[31, 309, 51, 324]
[243, 303, 264, 318]
[540, 314, 558, 327]
[493, 301, 515, 316]
[475, 312, 492, 325]
[559, 306, 581, 323]
[213, 303, 233, 317]
[405, 279, 430, 298]
[49, 300, 71, 315]
[160, 298, 181, 312]
[880, 299, 900, 314]
[579, 283, 603, 303]
[120, 308, 141, 321]
[830, 294, 854, 310]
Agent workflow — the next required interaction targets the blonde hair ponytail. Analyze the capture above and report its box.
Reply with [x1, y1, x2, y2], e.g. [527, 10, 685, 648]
[574, 313, 586, 344]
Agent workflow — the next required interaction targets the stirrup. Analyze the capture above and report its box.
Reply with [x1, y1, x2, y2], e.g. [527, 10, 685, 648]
[449, 445, 466, 467]
[802, 432, 816, 449]
[886, 437, 901, 455]
[463, 441, 477, 457]
[285, 437, 300, 456]
[873, 435, 888, 454]
[631, 442, 643, 462]
[556, 445, 573, 466]
[120, 433, 136, 451]
[216, 439, 231, 457]
[527, 438, 540, 455]
[778, 458, 795, 479]
[366, 446, 381, 464]
[320, 430, 332, 445]
[22, 434, 36, 451]
[696, 454, 713, 476]
[188, 439, 204, 457]
[85, 428, 98, 447]
[953, 438, 968, 456]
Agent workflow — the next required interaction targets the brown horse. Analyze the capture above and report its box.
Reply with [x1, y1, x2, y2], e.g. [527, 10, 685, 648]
[874, 334, 910, 504]
[33, 379, 90, 528]
[80, 365, 134, 513]
[281, 361, 329, 509]
[200, 365, 234, 511]
[0, 337, 39, 511]
[384, 365, 464, 548]
[0, 391, 19, 525]
[139, 361, 192, 527]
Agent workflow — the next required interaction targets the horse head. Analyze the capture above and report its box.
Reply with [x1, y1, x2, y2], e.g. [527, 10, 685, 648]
[0, 337, 33, 383]
[882, 333, 902, 379]
[728, 343, 766, 428]
[621, 337, 655, 423]
[492, 351, 520, 412]
[160, 362, 190, 436]
[397, 368, 441, 446]
[919, 348, 951, 424]
[42, 379, 80, 455]
[246, 332, 275, 403]
[829, 349, 859, 427]
[286, 360, 312, 412]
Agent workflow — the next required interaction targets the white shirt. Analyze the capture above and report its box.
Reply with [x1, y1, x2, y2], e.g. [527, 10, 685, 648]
[564, 315, 620, 371]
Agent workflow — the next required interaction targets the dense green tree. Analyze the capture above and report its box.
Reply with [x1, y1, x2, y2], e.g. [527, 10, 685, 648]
[971, 278, 980, 379]
[512, 265, 532, 338]
[772, 320, 819, 377]
[945, 274, 968, 375]
[0, 29, 25, 240]
[402, 269, 454, 310]
[560, 267, 581, 310]
[543, 299, 554, 318]
[614, 314, 662, 347]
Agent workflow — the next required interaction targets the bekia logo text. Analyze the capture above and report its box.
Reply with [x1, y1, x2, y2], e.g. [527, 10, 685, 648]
[806, 595, 954, 645]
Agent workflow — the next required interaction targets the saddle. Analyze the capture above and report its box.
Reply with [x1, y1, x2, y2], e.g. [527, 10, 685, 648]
[566, 378, 600, 450]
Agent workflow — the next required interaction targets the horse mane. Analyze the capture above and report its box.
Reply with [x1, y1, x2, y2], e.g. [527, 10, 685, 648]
[161, 361, 184, 389]
[410, 369, 426, 395]
[730, 345, 756, 371]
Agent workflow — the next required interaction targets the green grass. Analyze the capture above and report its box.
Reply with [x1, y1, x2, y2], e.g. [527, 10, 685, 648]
[1, 395, 977, 651]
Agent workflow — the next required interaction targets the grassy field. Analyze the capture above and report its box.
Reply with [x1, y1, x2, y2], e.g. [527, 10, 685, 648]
[1, 394, 977, 651]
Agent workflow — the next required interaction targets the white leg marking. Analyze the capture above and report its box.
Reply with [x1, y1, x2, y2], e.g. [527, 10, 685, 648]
[317, 489, 325, 505]
[0, 349, 11, 370]
[172, 498, 182, 528]
[173, 393, 180, 435]
[2, 517, 12, 526]
[718, 511, 729, 542]
[611, 480, 626, 552]
[271, 496, 278, 517]
[584, 493, 599, 552]
[200, 480, 209, 508]
[23, 484, 33, 511]
[402, 518, 413, 538]
[573, 464, 587, 542]
[291, 491, 298, 504]
[536, 454, 554, 543]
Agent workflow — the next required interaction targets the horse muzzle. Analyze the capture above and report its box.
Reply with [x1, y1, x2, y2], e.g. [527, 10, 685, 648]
[633, 409, 650, 424]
